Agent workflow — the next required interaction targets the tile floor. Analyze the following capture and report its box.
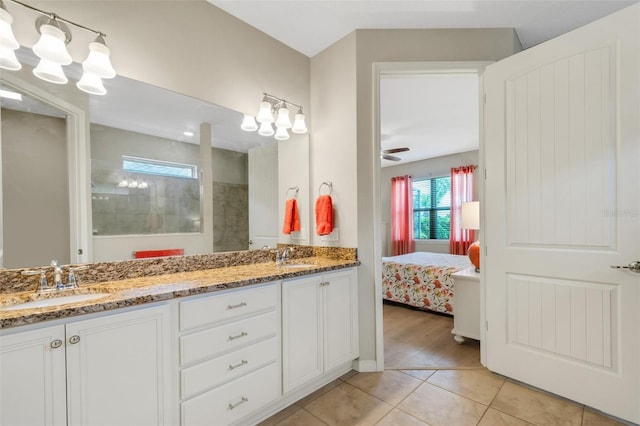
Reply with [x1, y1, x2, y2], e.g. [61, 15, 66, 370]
[260, 369, 628, 426]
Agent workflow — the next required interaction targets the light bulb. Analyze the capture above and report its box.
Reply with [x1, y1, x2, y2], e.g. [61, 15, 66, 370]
[258, 121, 274, 137]
[275, 104, 292, 129]
[241, 114, 258, 131]
[291, 108, 308, 134]
[33, 58, 68, 84]
[0, 45, 21, 70]
[81, 37, 116, 79]
[118, 179, 128, 187]
[33, 23, 72, 65]
[76, 71, 106, 95]
[0, 7, 19, 50]
[256, 100, 274, 123]
[274, 126, 289, 141]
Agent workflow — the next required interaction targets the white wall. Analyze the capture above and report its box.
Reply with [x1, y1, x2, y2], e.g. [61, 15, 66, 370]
[380, 150, 479, 256]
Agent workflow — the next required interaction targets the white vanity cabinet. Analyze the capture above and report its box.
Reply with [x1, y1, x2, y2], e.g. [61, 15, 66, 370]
[0, 304, 172, 426]
[282, 268, 359, 393]
[178, 282, 281, 426]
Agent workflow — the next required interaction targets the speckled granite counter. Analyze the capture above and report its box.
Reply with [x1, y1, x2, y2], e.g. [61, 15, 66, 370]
[0, 257, 359, 329]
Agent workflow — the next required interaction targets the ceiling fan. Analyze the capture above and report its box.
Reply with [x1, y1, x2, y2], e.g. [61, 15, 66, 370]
[381, 147, 409, 161]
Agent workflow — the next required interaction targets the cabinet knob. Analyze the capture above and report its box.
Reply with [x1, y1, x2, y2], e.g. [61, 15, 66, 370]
[50, 339, 63, 349]
[69, 335, 81, 344]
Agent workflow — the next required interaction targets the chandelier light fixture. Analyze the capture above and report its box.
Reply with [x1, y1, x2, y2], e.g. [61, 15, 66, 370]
[0, 0, 116, 95]
[242, 93, 308, 140]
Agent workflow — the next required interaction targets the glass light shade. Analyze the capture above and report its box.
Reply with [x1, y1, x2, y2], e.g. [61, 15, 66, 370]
[275, 105, 292, 129]
[256, 101, 274, 123]
[118, 179, 128, 187]
[258, 121, 274, 137]
[291, 111, 308, 134]
[76, 71, 106, 95]
[33, 24, 72, 65]
[33, 58, 68, 84]
[240, 114, 258, 131]
[461, 201, 480, 230]
[0, 8, 19, 50]
[0, 45, 21, 70]
[274, 126, 289, 141]
[82, 40, 116, 78]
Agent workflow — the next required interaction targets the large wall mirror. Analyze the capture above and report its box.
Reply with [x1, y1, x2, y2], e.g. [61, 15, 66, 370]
[1, 50, 310, 269]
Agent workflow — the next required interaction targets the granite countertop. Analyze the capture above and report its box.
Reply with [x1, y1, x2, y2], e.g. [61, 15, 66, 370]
[0, 257, 359, 329]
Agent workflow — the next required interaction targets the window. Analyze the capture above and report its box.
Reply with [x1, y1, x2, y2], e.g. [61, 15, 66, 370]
[122, 155, 197, 179]
[412, 177, 451, 240]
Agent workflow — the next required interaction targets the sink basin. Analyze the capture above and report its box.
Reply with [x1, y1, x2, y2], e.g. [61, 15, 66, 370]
[282, 264, 315, 269]
[1, 293, 110, 311]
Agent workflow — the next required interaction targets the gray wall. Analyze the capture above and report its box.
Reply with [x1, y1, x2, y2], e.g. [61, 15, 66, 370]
[1, 109, 70, 268]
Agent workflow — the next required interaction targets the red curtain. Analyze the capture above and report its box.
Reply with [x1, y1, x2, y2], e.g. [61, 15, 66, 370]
[391, 175, 415, 256]
[450, 165, 475, 255]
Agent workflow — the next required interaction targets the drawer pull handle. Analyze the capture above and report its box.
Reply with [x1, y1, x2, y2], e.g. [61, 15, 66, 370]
[228, 331, 248, 341]
[229, 360, 248, 370]
[227, 302, 247, 310]
[228, 396, 248, 410]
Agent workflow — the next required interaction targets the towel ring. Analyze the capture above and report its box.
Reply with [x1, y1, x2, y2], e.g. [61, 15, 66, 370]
[319, 181, 333, 195]
[286, 186, 299, 198]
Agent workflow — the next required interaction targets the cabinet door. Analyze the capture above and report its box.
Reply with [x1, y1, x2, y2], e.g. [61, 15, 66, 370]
[282, 275, 323, 393]
[323, 269, 359, 371]
[0, 326, 67, 426]
[66, 304, 172, 426]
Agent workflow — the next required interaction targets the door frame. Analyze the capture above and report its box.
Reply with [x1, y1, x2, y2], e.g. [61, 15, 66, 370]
[372, 61, 492, 370]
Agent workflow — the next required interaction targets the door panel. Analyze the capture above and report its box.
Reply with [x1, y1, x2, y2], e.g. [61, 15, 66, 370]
[484, 4, 639, 423]
[248, 143, 279, 249]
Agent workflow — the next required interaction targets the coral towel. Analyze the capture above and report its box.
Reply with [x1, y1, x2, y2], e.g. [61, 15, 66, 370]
[282, 198, 301, 235]
[315, 195, 334, 236]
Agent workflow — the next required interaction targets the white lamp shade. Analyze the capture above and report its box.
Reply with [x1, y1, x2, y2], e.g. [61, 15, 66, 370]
[0, 45, 21, 70]
[256, 101, 274, 123]
[33, 58, 68, 84]
[76, 71, 106, 95]
[258, 121, 274, 137]
[461, 201, 480, 230]
[274, 126, 289, 140]
[240, 114, 258, 131]
[275, 105, 292, 129]
[0, 8, 19, 50]
[82, 41, 116, 78]
[291, 112, 307, 134]
[32, 24, 72, 65]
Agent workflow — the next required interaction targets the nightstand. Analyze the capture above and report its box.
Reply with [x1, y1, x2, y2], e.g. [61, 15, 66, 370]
[451, 267, 481, 344]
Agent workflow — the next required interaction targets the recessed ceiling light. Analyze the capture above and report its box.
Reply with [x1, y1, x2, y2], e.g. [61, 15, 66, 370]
[183, 131, 194, 137]
[0, 89, 22, 101]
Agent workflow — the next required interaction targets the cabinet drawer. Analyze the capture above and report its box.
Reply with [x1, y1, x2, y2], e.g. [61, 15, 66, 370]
[181, 362, 280, 426]
[179, 284, 278, 331]
[180, 311, 278, 365]
[181, 337, 279, 400]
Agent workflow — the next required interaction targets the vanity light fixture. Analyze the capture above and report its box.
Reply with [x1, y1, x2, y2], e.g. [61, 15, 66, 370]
[0, 0, 117, 95]
[243, 93, 308, 141]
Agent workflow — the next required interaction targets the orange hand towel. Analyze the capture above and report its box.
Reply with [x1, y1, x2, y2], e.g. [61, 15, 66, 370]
[315, 195, 334, 236]
[282, 198, 301, 235]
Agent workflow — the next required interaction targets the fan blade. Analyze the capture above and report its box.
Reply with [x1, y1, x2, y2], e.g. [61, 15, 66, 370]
[382, 147, 409, 154]
[382, 154, 401, 161]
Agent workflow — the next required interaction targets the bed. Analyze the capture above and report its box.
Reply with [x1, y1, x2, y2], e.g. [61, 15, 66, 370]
[382, 252, 474, 314]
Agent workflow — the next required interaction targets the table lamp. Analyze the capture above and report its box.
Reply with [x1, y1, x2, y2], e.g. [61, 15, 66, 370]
[461, 201, 480, 272]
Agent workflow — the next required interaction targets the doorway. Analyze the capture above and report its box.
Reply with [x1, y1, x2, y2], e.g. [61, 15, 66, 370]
[373, 62, 491, 370]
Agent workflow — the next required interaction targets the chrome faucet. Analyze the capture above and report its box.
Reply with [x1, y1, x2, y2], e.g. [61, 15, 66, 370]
[21, 262, 86, 294]
[276, 247, 294, 265]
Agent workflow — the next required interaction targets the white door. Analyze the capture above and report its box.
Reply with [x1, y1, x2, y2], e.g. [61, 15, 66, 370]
[248, 143, 279, 249]
[484, 4, 639, 423]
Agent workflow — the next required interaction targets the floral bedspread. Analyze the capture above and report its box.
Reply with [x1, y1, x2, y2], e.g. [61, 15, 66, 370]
[382, 261, 462, 314]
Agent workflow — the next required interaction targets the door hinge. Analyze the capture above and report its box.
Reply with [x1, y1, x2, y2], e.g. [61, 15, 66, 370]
[484, 168, 487, 180]
[485, 321, 489, 331]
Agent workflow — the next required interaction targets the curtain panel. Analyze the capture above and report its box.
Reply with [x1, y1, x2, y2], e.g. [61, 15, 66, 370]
[391, 175, 415, 256]
[450, 165, 475, 255]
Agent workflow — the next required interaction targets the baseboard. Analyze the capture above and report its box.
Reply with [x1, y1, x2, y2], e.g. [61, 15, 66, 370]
[353, 359, 379, 372]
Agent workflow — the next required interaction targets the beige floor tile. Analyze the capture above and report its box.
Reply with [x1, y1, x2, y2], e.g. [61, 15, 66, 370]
[399, 369, 435, 381]
[582, 408, 626, 426]
[347, 370, 423, 405]
[275, 408, 328, 426]
[491, 381, 583, 426]
[258, 404, 301, 426]
[297, 379, 341, 407]
[305, 382, 393, 426]
[478, 408, 532, 425]
[427, 369, 505, 405]
[376, 409, 431, 426]
[398, 382, 487, 426]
